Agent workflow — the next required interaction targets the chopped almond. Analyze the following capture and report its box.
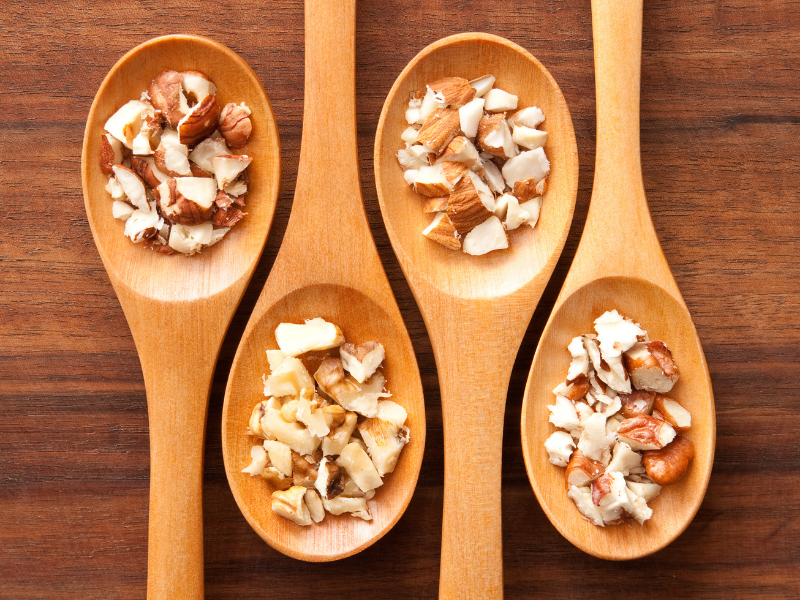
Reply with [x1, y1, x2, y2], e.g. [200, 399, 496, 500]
[445, 177, 493, 234]
[423, 212, 461, 250]
[416, 108, 461, 153]
[428, 77, 476, 107]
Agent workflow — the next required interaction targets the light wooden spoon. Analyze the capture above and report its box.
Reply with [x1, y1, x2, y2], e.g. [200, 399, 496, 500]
[221, 0, 425, 562]
[375, 34, 579, 598]
[520, 0, 716, 560]
[81, 35, 280, 599]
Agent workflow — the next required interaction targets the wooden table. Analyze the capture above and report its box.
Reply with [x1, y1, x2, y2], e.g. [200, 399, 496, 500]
[2, 0, 798, 597]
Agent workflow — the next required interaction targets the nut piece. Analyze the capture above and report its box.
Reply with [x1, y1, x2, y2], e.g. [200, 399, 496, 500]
[291, 451, 320, 488]
[321, 495, 372, 521]
[423, 212, 461, 250]
[428, 76, 476, 107]
[422, 196, 449, 213]
[340, 341, 385, 384]
[157, 178, 217, 226]
[624, 341, 680, 393]
[148, 70, 186, 127]
[242, 445, 268, 476]
[304, 489, 326, 523]
[619, 390, 656, 418]
[218, 102, 253, 149]
[336, 442, 383, 493]
[271, 485, 312, 526]
[249, 400, 270, 438]
[616, 415, 676, 451]
[445, 177, 493, 235]
[512, 177, 547, 203]
[275, 318, 345, 357]
[643, 435, 695, 485]
[416, 108, 461, 153]
[565, 449, 605, 487]
[178, 94, 221, 147]
[212, 155, 252, 190]
[439, 136, 482, 169]
[653, 395, 691, 430]
[261, 466, 293, 491]
[263, 440, 293, 477]
[314, 457, 345, 500]
[358, 414, 409, 477]
[476, 114, 517, 159]
[544, 431, 576, 467]
[100, 133, 123, 174]
[413, 164, 451, 197]
[461, 216, 509, 256]
[322, 411, 358, 456]
[314, 357, 359, 400]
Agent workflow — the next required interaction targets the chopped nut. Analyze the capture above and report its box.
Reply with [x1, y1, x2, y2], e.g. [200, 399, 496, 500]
[565, 449, 605, 487]
[304, 489, 326, 523]
[445, 177, 493, 235]
[263, 440, 293, 477]
[336, 442, 383, 493]
[100, 133, 123, 174]
[624, 341, 680, 393]
[275, 318, 345, 357]
[271, 485, 312, 526]
[616, 415, 676, 451]
[148, 69, 186, 127]
[423, 212, 461, 250]
[291, 451, 320, 488]
[461, 215, 509, 256]
[322, 411, 358, 456]
[218, 102, 252, 149]
[652, 395, 691, 430]
[483, 88, 518, 112]
[428, 76, 476, 107]
[340, 341, 385, 384]
[242, 445, 268, 476]
[476, 114, 517, 159]
[261, 466, 293, 491]
[544, 431, 576, 467]
[416, 108, 461, 153]
[178, 94, 221, 147]
[422, 196, 449, 213]
[619, 390, 656, 418]
[643, 435, 694, 485]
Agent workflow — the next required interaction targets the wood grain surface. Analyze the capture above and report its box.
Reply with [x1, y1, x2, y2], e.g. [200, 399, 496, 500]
[1, 0, 798, 598]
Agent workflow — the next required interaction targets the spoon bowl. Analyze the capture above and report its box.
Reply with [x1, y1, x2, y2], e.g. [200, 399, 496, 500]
[82, 35, 280, 598]
[375, 34, 578, 597]
[221, 0, 425, 562]
[520, 0, 715, 560]
[376, 33, 576, 300]
[522, 276, 714, 559]
[223, 283, 424, 560]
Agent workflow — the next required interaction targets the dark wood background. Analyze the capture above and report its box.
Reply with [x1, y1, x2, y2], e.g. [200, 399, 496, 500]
[2, 0, 798, 598]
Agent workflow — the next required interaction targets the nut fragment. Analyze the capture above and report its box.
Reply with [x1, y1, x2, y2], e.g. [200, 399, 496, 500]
[619, 390, 656, 418]
[423, 212, 461, 250]
[271, 485, 312, 526]
[148, 69, 186, 127]
[565, 449, 605, 487]
[178, 94, 221, 147]
[643, 435, 695, 485]
[616, 415, 676, 451]
[416, 108, 461, 153]
[624, 341, 680, 393]
[427, 77, 476, 108]
[100, 134, 123, 175]
[340, 341, 385, 384]
[445, 177, 493, 235]
[218, 102, 253, 149]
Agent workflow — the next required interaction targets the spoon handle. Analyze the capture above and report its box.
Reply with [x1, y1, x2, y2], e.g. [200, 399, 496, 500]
[268, 0, 388, 299]
[428, 299, 531, 599]
[123, 296, 229, 600]
[563, 0, 680, 300]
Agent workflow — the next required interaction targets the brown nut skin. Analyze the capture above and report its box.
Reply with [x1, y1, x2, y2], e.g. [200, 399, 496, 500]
[157, 179, 216, 227]
[619, 390, 656, 419]
[261, 467, 293, 491]
[178, 95, 221, 147]
[291, 451, 319, 488]
[417, 107, 461, 154]
[591, 472, 614, 506]
[218, 103, 253, 149]
[565, 449, 605, 488]
[148, 69, 185, 127]
[564, 374, 591, 401]
[130, 155, 168, 189]
[428, 76, 476, 108]
[99, 135, 119, 175]
[643, 435, 695, 485]
[616, 415, 675, 450]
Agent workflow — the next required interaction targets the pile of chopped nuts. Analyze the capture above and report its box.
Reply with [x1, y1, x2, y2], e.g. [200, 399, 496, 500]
[100, 69, 253, 255]
[397, 75, 550, 255]
[544, 310, 694, 527]
[243, 318, 410, 526]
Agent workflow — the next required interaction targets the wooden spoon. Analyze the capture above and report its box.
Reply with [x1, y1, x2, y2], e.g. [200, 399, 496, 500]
[375, 35, 579, 598]
[220, 0, 425, 561]
[81, 35, 280, 598]
[520, 0, 716, 559]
